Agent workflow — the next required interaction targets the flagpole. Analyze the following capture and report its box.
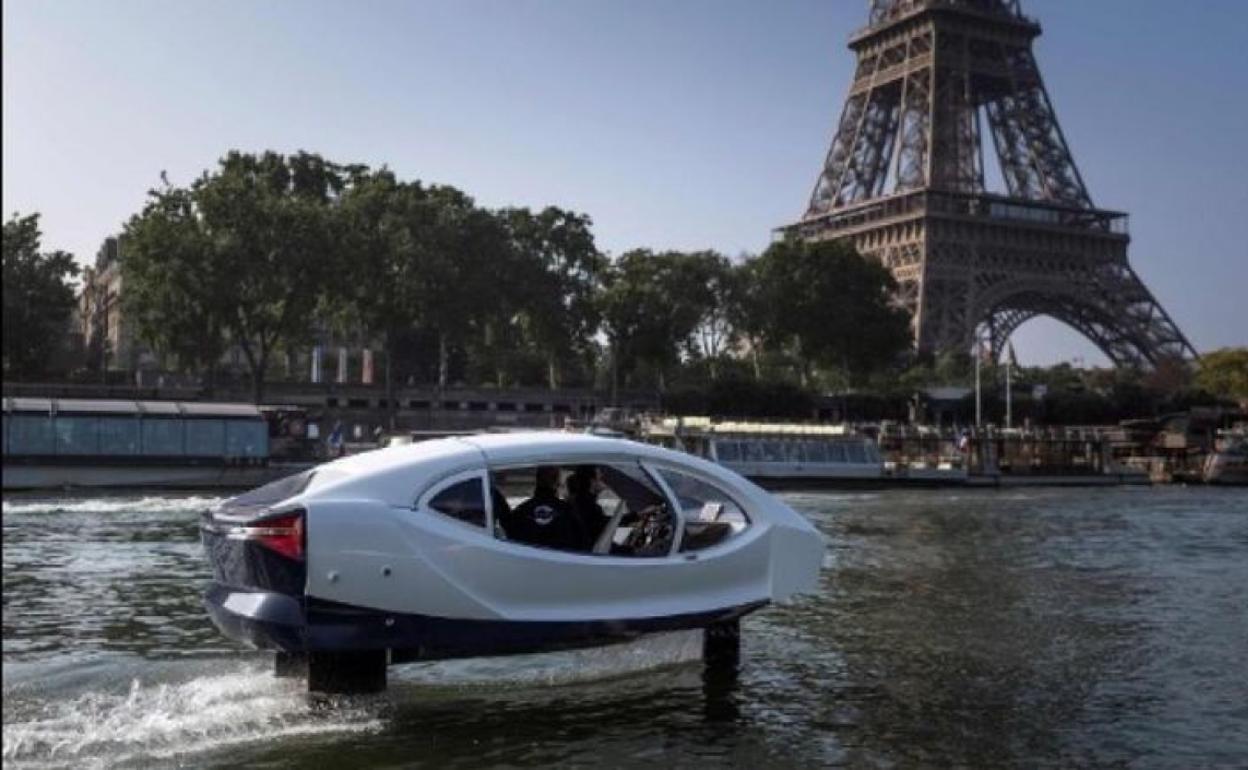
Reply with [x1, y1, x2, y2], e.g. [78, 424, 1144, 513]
[975, 335, 982, 429]
[1006, 355, 1012, 429]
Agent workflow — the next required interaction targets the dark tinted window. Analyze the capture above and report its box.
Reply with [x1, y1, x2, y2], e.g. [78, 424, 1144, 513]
[430, 478, 486, 527]
[230, 470, 315, 506]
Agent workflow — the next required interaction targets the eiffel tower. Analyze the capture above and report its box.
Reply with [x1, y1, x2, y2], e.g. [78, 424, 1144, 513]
[781, 0, 1195, 366]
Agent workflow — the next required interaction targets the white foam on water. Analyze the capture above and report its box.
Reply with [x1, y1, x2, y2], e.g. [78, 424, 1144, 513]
[1, 666, 383, 769]
[1, 496, 224, 516]
[395, 630, 706, 688]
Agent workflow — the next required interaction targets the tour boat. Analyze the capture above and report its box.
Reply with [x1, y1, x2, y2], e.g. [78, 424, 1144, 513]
[2, 397, 277, 490]
[641, 417, 888, 485]
[201, 432, 824, 693]
[1204, 429, 1248, 486]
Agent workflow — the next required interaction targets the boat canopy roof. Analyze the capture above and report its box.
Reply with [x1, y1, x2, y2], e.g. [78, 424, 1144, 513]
[650, 417, 854, 437]
[3, 397, 264, 419]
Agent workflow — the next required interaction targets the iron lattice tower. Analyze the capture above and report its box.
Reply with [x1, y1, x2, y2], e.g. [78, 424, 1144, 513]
[782, 0, 1194, 366]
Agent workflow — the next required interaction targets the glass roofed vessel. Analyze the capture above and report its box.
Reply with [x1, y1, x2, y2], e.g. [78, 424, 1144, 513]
[2, 398, 277, 490]
[200, 432, 824, 693]
[641, 417, 885, 486]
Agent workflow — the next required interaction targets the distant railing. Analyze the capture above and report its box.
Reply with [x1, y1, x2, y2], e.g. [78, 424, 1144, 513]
[869, 0, 1031, 27]
[787, 190, 1128, 238]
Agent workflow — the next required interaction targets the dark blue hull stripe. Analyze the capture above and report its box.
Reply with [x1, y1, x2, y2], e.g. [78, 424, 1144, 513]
[204, 582, 766, 660]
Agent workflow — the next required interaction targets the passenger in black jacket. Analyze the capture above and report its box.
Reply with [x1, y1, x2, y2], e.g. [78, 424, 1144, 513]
[567, 465, 609, 551]
[502, 466, 584, 551]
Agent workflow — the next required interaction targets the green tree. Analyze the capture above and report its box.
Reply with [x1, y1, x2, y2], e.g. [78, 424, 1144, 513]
[748, 238, 912, 385]
[194, 151, 343, 402]
[500, 206, 604, 389]
[123, 151, 344, 402]
[1196, 347, 1248, 403]
[2, 213, 79, 379]
[421, 186, 517, 388]
[598, 250, 719, 396]
[335, 169, 432, 424]
[123, 184, 229, 387]
[676, 251, 736, 373]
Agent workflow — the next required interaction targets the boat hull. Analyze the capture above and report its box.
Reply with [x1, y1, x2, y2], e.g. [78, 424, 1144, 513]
[205, 582, 766, 660]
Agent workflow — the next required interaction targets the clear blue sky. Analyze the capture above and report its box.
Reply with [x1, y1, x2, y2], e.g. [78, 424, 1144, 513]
[4, 0, 1245, 365]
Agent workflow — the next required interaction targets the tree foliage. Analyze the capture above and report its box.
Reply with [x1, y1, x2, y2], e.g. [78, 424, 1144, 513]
[1196, 347, 1248, 403]
[2, 213, 79, 379]
[598, 250, 728, 393]
[750, 238, 912, 383]
[124, 151, 344, 401]
[500, 207, 604, 389]
[123, 185, 228, 382]
[105, 149, 985, 412]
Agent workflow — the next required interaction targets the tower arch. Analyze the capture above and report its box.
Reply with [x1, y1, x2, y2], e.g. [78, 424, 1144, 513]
[781, 0, 1195, 367]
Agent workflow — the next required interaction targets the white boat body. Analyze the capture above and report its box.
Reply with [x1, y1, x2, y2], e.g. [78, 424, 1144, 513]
[203, 432, 825, 659]
[303, 434, 823, 621]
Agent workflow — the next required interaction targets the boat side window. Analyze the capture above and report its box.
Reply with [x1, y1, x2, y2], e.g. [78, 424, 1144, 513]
[426, 476, 487, 528]
[808, 440, 830, 464]
[828, 442, 848, 464]
[489, 462, 674, 557]
[654, 468, 751, 553]
[762, 441, 784, 463]
[846, 442, 868, 464]
[715, 440, 740, 463]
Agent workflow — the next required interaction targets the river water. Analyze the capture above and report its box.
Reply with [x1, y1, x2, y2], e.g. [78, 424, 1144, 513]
[2, 487, 1246, 768]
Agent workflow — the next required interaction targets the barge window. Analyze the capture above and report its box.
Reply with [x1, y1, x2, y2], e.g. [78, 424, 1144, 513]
[429, 478, 487, 528]
[186, 419, 226, 456]
[142, 419, 183, 456]
[225, 421, 268, 457]
[54, 416, 99, 455]
[98, 418, 140, 455]
[714, 440, 740, 462]
[7, 416, 54, 455]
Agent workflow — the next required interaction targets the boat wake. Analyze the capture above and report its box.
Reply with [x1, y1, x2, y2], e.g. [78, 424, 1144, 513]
[1, 495, 224, 517]
[394, 629, 705, 688]
[1, 633, 706, 768]
[1, 663, 383, 769]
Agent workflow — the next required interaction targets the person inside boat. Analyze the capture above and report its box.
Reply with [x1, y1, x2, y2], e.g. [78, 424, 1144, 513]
[566, 465, 609, 550]
[503, 465, 585, 551]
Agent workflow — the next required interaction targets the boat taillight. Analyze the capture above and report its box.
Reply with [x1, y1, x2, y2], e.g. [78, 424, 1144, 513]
[227, 509, 305, 561]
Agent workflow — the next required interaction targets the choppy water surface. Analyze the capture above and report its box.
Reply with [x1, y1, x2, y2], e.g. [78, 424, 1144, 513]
[3, 487, 1246, 768]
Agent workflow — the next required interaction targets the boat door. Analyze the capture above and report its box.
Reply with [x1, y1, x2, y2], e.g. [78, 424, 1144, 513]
[409, 456, 774, 623]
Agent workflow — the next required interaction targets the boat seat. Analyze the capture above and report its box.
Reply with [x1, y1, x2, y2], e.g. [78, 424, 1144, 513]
[680, 521, 733, 552]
